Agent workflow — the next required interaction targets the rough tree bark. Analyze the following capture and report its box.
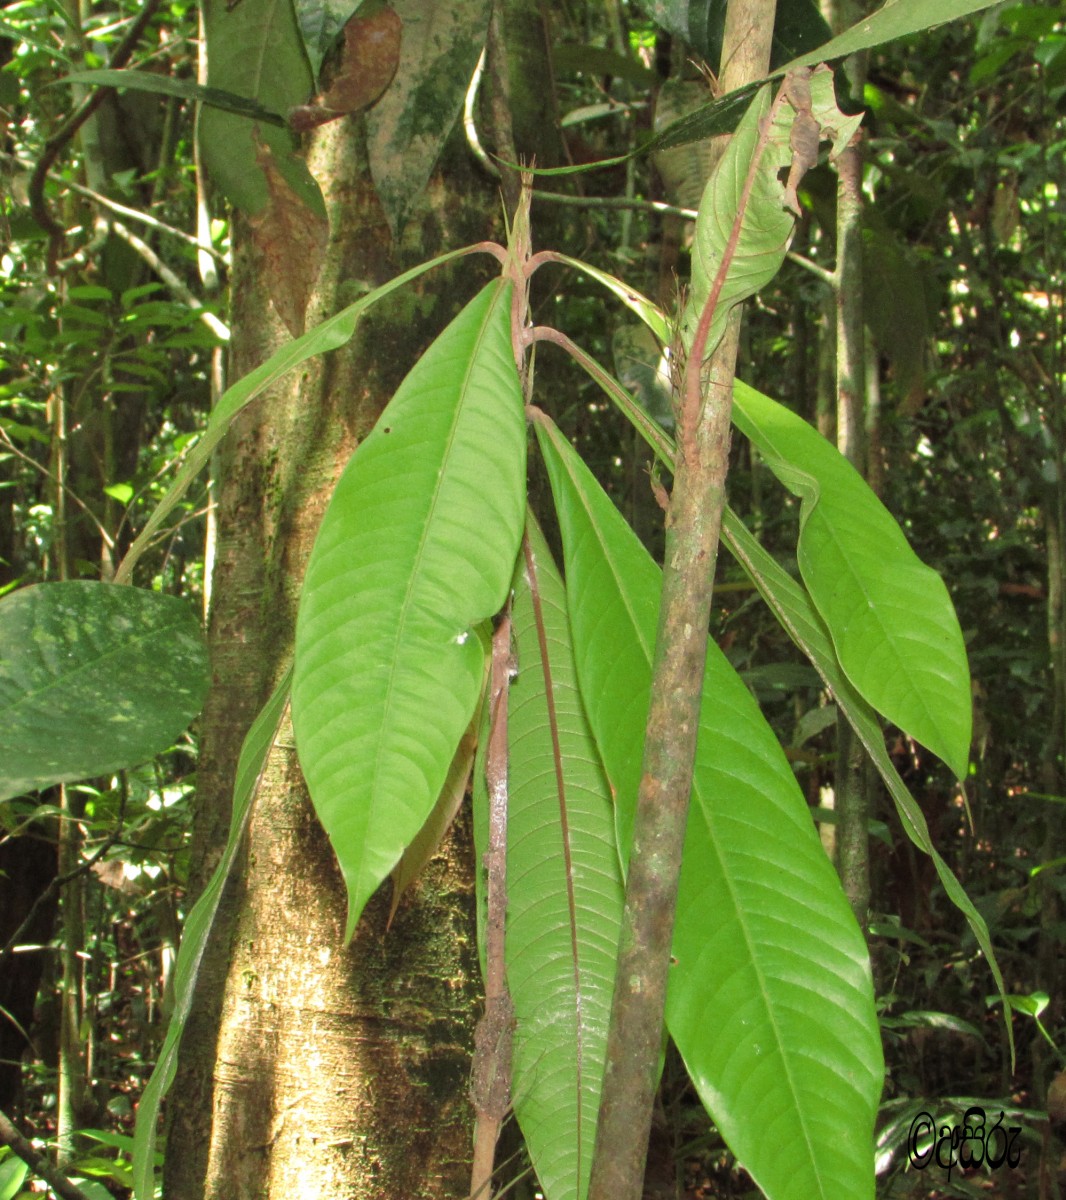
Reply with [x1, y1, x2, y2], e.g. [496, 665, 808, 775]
[163, 112, 499, 1199]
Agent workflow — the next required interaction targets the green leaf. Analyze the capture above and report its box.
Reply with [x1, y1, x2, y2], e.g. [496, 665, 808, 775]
[719, 507, 1011, 1053]
[770, 0, 834, 70]
[198, 0, 326, 333]
[487, 518, 624, 1200]
[682, 70, 859, 355]
[632, 83, 762, 160]
[0, 1155, 29, 1200]
[292, 279, 526, 939]
[552, 42, 656, 86]
[365, 0, 491, 232]
[732, 381, 972, 779]
[132, 666, 292, 1200]
[103, 482, 134, 504]
[0, 583, 208, 802]
[533, 283, 1002, 1046]
[199, 0, 316, 216]
[53, 69, 288, 126]
[115, 242, 479, 585]
[546, 255, 672, 344]
[535, 415, 883, 1200]
[642, 0, 1000, 163]
[780, 0, 1004, 73]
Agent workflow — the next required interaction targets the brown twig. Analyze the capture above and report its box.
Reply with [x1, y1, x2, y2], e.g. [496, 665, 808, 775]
[29, 0, 165, 266]
[586, 3, 777, 1195]
[0, 1110, 96, 1200]
[469, 609, 516, 1199]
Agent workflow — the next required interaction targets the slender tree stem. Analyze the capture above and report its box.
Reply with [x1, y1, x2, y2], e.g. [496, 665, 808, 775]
[469, 612, 516, 1199]
[586, 4, 776, 1196]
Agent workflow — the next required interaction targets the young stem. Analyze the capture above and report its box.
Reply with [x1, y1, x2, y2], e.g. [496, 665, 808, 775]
[469, 612, 516, 1199]
[585, 4, 776, 1197]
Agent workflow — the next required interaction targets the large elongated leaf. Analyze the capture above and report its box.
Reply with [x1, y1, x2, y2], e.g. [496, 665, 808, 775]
[365, 0, 491, 232]
[494, 519, 624, 1200]
[132, 666, 293, 1200]
[780, 0, 1003, 73]
[732, 380, 971, 778]
[0, 583, 208, 802]
[200, 0, 316, 217]
[292, 280, 526, 939]
[720, 509, 1010, 1049]
[535, 415, 882, 1200]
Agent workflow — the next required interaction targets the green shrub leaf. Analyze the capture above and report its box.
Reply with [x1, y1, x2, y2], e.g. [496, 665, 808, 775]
[721, 508, 1011, 1051]
[536, 414, 883, 1200]
[0, 582, 208, 802]
[485, 518, 624, 1200]
[292, 280, 526, 938]
[732, 380, 972, 778]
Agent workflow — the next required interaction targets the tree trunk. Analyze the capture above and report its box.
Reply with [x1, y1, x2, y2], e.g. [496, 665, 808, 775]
[164, 111, 498, 1199]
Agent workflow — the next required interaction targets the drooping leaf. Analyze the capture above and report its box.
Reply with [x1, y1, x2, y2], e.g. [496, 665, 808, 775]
[248, 136, 329, 336]
[732, 380, 972, 779]
[474, 518, 623, 1200]
[535, 414, 882, 1200]
[292, 280, 525, 939]
[719, 508, 1011, 1052]
[115, 242, 480, 585]
[552, 42, 656, 87]
[365, 0, 491, 233]
[528, 275, 1000, 1039]
[200, 0, 317, 214]
[132, 666, 293, 1200]
[637, 82, 762, 158]
[53, 69, 288, 125]
[0, 583, 208, 802]
[200, 0, 326, 333]
[681, 68, 860, 355]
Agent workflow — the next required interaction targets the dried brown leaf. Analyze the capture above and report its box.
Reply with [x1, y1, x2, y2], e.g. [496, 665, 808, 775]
[289, 5, 402, 131]
[248, 138, 329, 336]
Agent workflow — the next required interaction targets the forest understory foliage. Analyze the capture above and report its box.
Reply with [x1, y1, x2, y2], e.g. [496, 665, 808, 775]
[1, 0, 1065, 1198]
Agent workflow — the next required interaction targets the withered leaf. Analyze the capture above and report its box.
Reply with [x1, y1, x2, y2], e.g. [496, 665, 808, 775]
[289, 5, 402, 131]
[249, 137, 329, 336]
